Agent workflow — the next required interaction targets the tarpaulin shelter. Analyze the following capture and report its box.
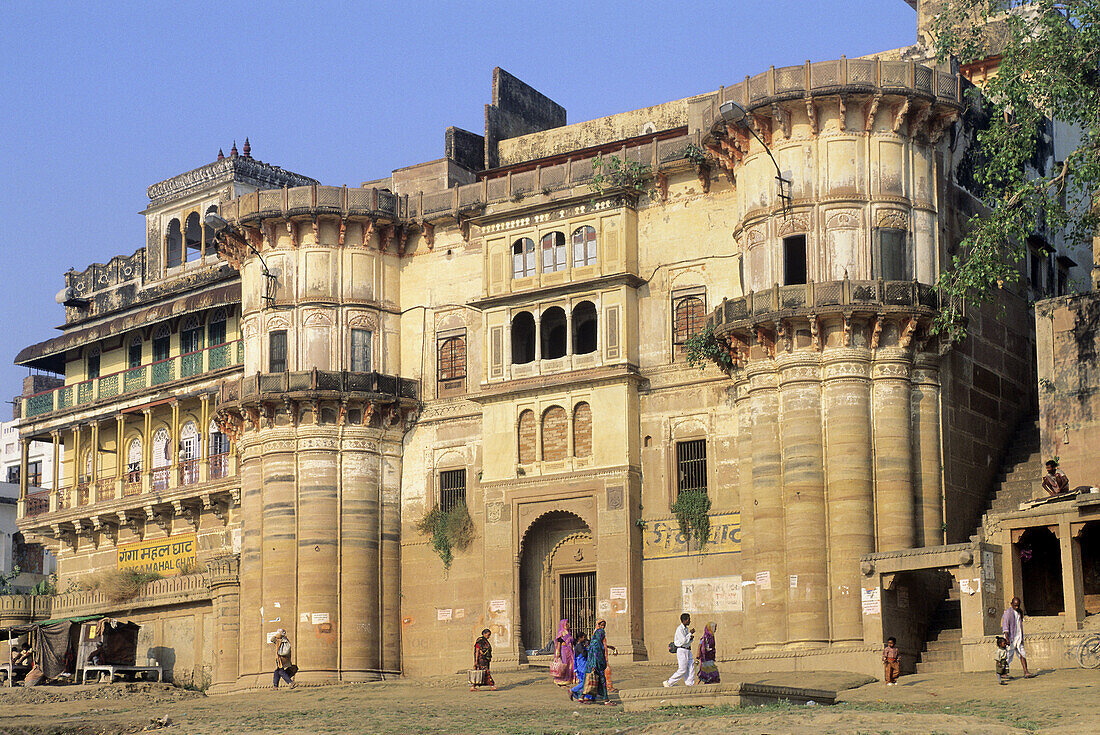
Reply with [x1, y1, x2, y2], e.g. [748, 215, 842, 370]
[1, 616, 107, 680]
[76, 618, 141, 677]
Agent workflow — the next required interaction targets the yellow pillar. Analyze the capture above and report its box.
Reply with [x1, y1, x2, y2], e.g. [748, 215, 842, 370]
[142, 408, 153, 494]
[115, 414, 125, 499]
[169, 401, 180, 489]
[18, 439, 29, 501]
[734, 374, 756, 651]
[200, 394, 210, 483]
[50, 431, 60, 491]
[237, 437, 265, 687]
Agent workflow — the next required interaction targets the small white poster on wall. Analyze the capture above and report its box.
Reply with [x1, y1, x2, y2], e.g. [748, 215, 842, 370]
[609, 586, 627, 599]
[756, 571, 771, 590]
[311, 612, 330, 624]
[861, 587, 881, 615]
[437, 608, 452, 621]
[489, 599, 507, 613]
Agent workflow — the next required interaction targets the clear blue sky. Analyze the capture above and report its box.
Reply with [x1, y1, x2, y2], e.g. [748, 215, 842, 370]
[0, 0, 916, 401]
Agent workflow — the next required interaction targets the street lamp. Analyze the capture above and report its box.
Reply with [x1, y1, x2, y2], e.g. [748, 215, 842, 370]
[205, 211, 277, 307]
[719, 100, 792, 218]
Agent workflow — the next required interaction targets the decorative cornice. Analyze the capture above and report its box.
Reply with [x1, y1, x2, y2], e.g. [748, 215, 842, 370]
[146, 158, 317, 208]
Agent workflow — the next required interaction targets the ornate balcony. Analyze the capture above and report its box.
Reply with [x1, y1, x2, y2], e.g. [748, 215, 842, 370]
[22, 340, 243, 419]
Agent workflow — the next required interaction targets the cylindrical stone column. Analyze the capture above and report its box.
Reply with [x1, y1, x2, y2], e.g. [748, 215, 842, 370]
[746, 360, 786, 648]
[734, 375, 756, 651]
[295, 429, 340, 683]
[237, 438, 264, 686]
[208, 557, 240, 692]
[380, 439, 402, 673]
[339, 435, 381, 680]
[777, 352, 828, 646]
[872, 347, 916, 551]
[912, 353, 944, 547]
[823, 348, 875, 642]
[261, 432, 298, 683]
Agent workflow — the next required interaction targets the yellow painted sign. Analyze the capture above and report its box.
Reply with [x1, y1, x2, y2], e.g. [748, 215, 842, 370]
[642, 513, 740, 560]
[117, 534, 196, 575]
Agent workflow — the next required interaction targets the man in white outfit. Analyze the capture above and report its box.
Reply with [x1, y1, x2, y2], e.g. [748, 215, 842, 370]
[664, 612, 696, 687]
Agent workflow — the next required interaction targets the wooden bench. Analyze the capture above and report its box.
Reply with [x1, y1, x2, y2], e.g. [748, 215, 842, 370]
[81, 664, 162, 684]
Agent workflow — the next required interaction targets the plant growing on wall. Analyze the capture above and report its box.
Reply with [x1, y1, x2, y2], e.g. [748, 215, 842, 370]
[416, 502, 476, 571]
[683, 325, 734, 372]
[79, 568, 164, 602]
[671, 490, 712, 551]
[590, 154, 653, 197]
[930, 1, 1100, 341]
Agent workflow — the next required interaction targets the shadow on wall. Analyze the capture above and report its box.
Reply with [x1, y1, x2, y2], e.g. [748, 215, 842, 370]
[148, 646, 176, 683]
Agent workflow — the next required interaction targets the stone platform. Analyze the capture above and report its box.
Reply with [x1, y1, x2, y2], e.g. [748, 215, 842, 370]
[618, 681, 836, 712]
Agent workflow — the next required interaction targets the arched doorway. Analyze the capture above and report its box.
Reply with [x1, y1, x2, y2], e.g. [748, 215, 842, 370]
[519, 511, 595, 652]
[1018, 527, 1064, 616]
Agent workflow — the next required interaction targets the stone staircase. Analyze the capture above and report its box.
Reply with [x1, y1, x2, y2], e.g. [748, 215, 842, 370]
[916, 589, 963, 674]
[987, 421, 1043, 515]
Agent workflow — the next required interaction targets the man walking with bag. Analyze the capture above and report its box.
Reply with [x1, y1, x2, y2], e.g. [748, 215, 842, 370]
[663, 613, 696, 687]
[272, 629, 297, 689]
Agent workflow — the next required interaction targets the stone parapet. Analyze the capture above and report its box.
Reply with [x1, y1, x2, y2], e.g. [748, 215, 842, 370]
[49, 572, 212, 618]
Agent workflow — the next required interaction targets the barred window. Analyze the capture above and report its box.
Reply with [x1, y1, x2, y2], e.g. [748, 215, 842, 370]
[128, 336, 143, 368]
[672, 296, 706, 346]
[438, 336, 467, 382]
[153, 325, 171, 362]
[676, 439, 707, 495]
[86, 348, 100, 380]
[269, 330, 288, 373]
[208, 309, 227, 346]
[350, 328, 372, 372]
[439, 469, 466, 513]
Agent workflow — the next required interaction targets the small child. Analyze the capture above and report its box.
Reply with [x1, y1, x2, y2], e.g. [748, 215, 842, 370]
[882, 636, 900, 686]
[995, 635, 1010, 684]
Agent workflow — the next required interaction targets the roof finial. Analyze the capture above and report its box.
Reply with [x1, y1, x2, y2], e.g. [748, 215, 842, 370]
[243, 137, 251, 158]
[230, 140, 238, 157]
[217, 148, 225, 161]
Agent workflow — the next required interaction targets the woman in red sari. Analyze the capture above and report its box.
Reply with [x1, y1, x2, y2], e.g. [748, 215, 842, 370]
[470, 629, 496, 691]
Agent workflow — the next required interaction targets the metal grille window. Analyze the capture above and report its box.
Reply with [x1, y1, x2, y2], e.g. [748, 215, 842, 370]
[208, 310, 227, 346]
[153, 326, 171, 362]
[676, 439, 708, 494]
[672, 296, 706, 346]
[439, 469, 466, 513]
[27, 461, 42, 488]
[269, 330, 288, 373]
[350, 328, 372, 372]
[438, 336, 466, 382]
[180, 318, 203, 354]
[560, 572, 596, 638]
[876, 229, 909, 281]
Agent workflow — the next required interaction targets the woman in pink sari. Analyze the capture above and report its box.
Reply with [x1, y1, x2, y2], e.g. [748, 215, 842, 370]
[551, 619, 575, 686]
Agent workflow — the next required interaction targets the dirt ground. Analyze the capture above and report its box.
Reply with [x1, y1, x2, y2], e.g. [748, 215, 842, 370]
[0, 662, 1097, 735]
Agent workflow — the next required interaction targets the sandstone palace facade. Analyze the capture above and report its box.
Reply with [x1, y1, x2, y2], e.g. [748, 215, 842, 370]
[9, 23, 1097, 687]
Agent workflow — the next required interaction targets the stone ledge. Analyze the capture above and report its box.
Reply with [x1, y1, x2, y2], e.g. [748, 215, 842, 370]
[619, 681, 836, 712]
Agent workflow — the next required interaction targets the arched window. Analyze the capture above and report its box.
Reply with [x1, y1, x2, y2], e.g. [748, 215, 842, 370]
[540, 307, 567, 360]
[518, 410, 536, 464]
[672, 295, 706, 346]
[127, 438, 142, 485]
[179, 421, 199, 485]
[438, 336, 467, 382]
[203, 205, 219, 254]
[81, 449, 94, 482]
[572, 226, 597, 267]
[512, 237, 536, 279]
[541, 232, 566, 273]
[541, 406, 568, 462]
[511, 312, 536, 364]
[152, 428, 171, 469]
[128, 335, 143, 368]
[180, 316, 203, 354]
[573, 402, 592, 458]
[152, 325, 171, 362]
[207, 308, 227, 347]
[166, 219, 182, 268]
[184, 212, 202, 262]
[572, 301, 598, 355]
[208, 419, 229, 456]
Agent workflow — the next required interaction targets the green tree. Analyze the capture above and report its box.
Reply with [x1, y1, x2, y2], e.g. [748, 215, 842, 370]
[931, 0, 1100, 340]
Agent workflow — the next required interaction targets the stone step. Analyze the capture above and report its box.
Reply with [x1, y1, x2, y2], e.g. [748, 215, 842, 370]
[926, 628, 962, 643]
[920, 647, 962, 662]
[916, 660, 964, 674]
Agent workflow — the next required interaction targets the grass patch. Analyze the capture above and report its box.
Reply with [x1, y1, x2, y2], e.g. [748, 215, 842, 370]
[77, 568, 163, 602]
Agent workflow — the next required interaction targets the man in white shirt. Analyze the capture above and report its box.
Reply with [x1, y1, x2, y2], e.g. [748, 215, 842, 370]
[664, 612, 696, 687]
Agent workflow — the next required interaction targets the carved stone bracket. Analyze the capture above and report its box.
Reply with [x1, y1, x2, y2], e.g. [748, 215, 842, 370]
[870, 316, 883, 350]
[362, 218, 375, 248]
[656, 171, 669, 202]
[146, 505, 171, 535]
[842, 312, 853, 347]
[810, 315, 821, 351]
[837, 95, 847, 132]
[422, 222, 435, 249]
[174, 500, 200, 531]
[900, 317, 918, 350]
[805, 96, 818, 135]
[892, 97, 912, 134]
[285, 219, 298, 248]
[911, 103, 934, 140]
[864, 92, 882, 132]
[771, 102, 791, 139]
[338, 218, 347, 246]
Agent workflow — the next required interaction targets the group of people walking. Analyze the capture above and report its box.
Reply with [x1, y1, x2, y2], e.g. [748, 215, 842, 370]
[549, 618, 617, 703]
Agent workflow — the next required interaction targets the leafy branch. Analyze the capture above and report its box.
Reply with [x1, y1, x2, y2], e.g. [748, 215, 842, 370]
[671, 490, 712, 551]
[683, 325, 734, 372]
[590, 154, 653, 198]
